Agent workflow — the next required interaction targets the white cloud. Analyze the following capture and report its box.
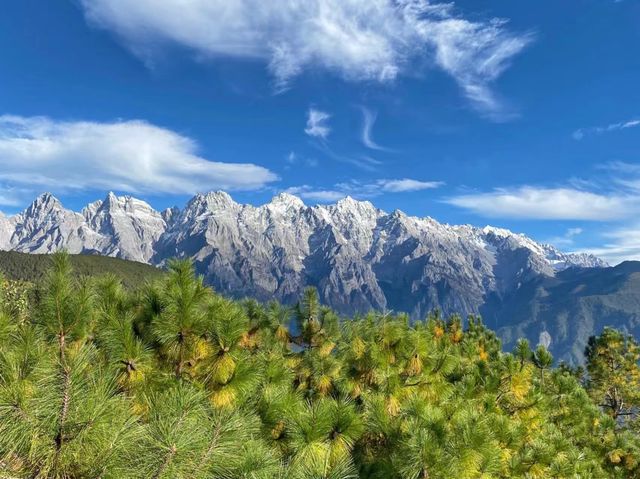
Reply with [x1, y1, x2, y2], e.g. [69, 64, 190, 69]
[313, 141, 382, 171]
[378, 178, 443, 192]
[0, 115, 278, 196]
[573, 118, 640, 140]
[0, 193, 21, 208]
[285, 177, 442, 202]
[579, 225, 640, 265]
[446, 186, 636, 221]
[361, 108, 387, 151]
[445, 165, 640, 263]
[304, 109, 331, 139]
[285, 151, 318, 168]
[423, 17, 532, 117]
[79, 0, 531, 115]
[285, 186, 346, 202]
[0, 184, 34, 208]
[545, 227, 584, 248]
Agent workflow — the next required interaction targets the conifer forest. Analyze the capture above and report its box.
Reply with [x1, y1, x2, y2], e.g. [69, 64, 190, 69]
[1, 254, 640, 478]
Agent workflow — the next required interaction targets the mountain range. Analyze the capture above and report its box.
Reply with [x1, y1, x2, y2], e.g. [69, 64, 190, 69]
[2, 191, 635, 363]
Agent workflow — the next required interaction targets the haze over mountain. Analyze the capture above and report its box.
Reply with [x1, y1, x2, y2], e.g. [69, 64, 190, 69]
[2, 191, 629, 363]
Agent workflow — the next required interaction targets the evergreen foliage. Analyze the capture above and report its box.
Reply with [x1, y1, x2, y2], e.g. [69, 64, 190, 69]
[1, 253, 639, 478]
[585, 328, 640, 425]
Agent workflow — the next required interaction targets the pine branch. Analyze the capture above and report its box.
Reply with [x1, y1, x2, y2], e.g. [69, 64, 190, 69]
[53, 333, 71, 465]
[152, 445, 177, 479]
[192, 421, 223, 478]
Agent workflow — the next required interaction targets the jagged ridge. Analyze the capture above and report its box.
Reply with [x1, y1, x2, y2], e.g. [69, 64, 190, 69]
[0, 191, 606, 321]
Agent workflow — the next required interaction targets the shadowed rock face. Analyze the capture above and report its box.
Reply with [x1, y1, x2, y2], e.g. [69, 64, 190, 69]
[488, 261, 640, 364]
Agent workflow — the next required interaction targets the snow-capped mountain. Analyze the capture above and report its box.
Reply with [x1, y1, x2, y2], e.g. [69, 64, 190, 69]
[0, 191, 607, 319]
[81, 192, 167, 262]
[0, 192, 166, 263]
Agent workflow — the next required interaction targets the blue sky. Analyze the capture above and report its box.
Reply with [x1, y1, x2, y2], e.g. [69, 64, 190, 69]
[0, 0, 639, 263]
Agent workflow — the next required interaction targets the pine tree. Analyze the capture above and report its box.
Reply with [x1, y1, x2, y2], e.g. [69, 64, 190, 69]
[0, 253, 140, 478]
[148, 260, 209, 379]
[533, 344, 553, 388]
[202, 297, 262, 409]
[585, 327, 640, 423]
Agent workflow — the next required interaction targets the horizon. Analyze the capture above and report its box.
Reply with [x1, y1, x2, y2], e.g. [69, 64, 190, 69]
[1, 1, 640, 264]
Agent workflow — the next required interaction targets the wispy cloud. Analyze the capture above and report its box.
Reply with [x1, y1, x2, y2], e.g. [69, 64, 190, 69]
[284, 186, 346, 203]
[285, 151, 318, 168]
[80, 0, 531, 116]
[0, 115, 278, 197]
[573, 118, 640, 140]
[312, 141, 382, 171]
[445, 164, 640, 264]
[285, 177, 442, 203]
[305, 109, 331, 139]
[567, 227, 583, 237]
[545, 227, 584, 248]
[360, 107, 389, 151]
[579, 224, 640, 265]
[566, 163, 640, 264]
[378, 178, 443, 192]
[445, 186, 636, 221]
[425, 17, 533, 118]
[0, 190, 24, 208]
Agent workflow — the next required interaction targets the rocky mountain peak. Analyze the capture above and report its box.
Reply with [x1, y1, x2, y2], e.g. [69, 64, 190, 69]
[332, 196, 379, 221]
[100, 192, 154, 213]
[269, 192, 305, 210]
[0, 212, 14, 249]
[180, 193, 219, 221]
[185, 191, 236, 215]
[81, 199, 103, 221]
[336, 195, 367, 210]
[205, 190, 234, 205]
[162, 206, 180, 226]
[25, 192, 63, 216]
[104, 191, 119, 205]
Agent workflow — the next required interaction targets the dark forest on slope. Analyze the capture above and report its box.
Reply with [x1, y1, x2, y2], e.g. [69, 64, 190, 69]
[0, 250, 162, 288]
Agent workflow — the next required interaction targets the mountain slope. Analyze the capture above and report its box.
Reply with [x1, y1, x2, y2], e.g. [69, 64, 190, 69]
[2, 193, 167, 262]
[487, 261, 640, 364]
[155, 192, 605, 319]
[81, 192, 167, 262]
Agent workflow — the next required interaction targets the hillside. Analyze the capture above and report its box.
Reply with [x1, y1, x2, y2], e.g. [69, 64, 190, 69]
[3, 248, 640, 364]
[485, 261, 640, 364]
[0, 250, 163, 288]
